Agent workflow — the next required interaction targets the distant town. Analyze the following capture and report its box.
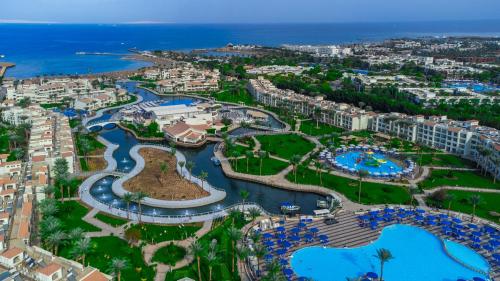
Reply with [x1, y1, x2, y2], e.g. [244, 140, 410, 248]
[0, 36, 499, 281]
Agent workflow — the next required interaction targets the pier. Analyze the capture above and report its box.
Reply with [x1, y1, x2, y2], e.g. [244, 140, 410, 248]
[0, 62, 15, 78]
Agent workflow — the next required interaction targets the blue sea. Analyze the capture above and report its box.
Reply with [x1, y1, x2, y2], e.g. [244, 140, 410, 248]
[1, 20, 499, 78]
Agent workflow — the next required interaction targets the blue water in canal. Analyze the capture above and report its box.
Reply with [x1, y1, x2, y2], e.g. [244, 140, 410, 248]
[291, 224, 490, 281]
[2, 21, 500, 78]
[88, 82, 324, 216]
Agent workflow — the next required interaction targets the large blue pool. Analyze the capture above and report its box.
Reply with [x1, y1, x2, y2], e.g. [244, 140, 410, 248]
[335, 151, 403, 174]
[291, 224, 490, 281]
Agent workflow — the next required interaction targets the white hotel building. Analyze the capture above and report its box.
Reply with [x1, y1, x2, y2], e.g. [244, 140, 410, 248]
[248, 78, 500, 180]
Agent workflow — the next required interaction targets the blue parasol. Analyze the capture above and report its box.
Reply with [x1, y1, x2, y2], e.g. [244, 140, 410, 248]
[263, 233, 273, 239]
[452, 217, 462, 224]
[276, 226, 286, 232]
[283, 268, 293, 276]
[366, 272, 378, 279]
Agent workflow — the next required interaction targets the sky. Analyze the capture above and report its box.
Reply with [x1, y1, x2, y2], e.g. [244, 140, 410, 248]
[1, 0, 500, 24]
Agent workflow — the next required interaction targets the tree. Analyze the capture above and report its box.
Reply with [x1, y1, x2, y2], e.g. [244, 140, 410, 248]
[227, 226, 242, 273]
[240, 189, 250, 212]
[68, 227, 84, 241]
[289, 154, 302, 183]
[186, 161, 195, 181]
[205, 243, 218, 281]
[178, 160, 185, 177]
[133, 192, 148, 223]
[39, 199, 58, 217]
[47, 230, 66, 255]
[44, 185, 55, 199]
[54, 158, 70, 202]
[258, 151, 267, 176]
[445, 193, 455, 215]
[189, 241, 204, 281]
[199, 170, 208, 190]
[108, 258, 128, 281]
[71, 237, 91, 265]
[123, 193, 133, 220]
[245, 150, 253, 172]
[254, 244, 267, 276]
[160, 162, 168, 179]
[469, 194, 481, 222]
[232, 151, 241, 171]
[314, 107, 322, 128]
[248, 207, 261, 221]
[79, 138, 92, 164]
[492, 158, 500, 184]
[374, 248, 394, 281]
[357, 170, 369, 203]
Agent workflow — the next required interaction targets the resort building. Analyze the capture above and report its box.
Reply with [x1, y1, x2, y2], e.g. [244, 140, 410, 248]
[153, 63, 220, 93]
[246, 65, 312, 75]
[73, 88, 128, 112]
[163, 121, 208, 144]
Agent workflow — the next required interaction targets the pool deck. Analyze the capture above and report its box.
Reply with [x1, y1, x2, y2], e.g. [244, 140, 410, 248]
[249, 210, 500, 281]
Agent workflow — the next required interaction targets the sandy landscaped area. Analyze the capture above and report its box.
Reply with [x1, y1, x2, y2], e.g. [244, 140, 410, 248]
[124, 148, 209, 200]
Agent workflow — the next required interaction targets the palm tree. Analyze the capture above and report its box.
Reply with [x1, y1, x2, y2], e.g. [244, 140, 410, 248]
[469, 194, 481, 222]
[227, 226, 242, 273]
[133, 192, 148, 223]
[240, 189, 250, 212]
[186, 161, 195, 181]
[71, 237, 91, 265]
[245, 150, 253, 172]
[491, 158, 500, 184]
[248, 207, 261, 221]
[68, 227, 84, 241]
[374, 248, 394, 281]
[258, 150, 267, 176]
[357, 169, 369, 203]
[189, 241, 204, 281]
[39, 200, 59, 217]
[108, 258, 128, 281]
[232, 151, 241, 171]
[199, 170, 208, 190]
[123, 193, 133, 219]
[445, 193, 455, 215]
[47, 230, 66, 255]
[314, 107, 322, 129]
[44, 185, 56, 199]
[205, 247, 217, 281]
[236, 245, 250, 270]
[178, 160, 185, 177]
[254, 244, 267, 276]
[290, 154, 302, 183]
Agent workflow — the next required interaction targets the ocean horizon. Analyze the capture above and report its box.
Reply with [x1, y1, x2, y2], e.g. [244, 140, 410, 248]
[1, 20, 499, 78]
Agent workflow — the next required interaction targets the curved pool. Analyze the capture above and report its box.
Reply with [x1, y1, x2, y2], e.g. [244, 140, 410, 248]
[335, 151, 403, 175]
[290, 224, 490, 281]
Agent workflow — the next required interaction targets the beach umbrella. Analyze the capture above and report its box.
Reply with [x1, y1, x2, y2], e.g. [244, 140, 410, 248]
[263, 233, 273, 239]
[297, 278, 309, 281]
[452, 217, 462, 224]
[439, 214, 449, 219]
[290, 228, 300, 234]
[441, 220, 451, 226]
[276, 249, 287, 256]
[309, 227, 319, 234]
[471, 236, 481, 243]
[492, 253, 500, 260]
[264, 254, 273, 260]
[361, 279, 370, 281]
[490, 240, 500, 247]
[279, 259, 288, 266]
[276, 226, 286, 232]
[484, 225, 497, 234]
[473, 277, 486, 281]
[319, 234, 329, 240]
[298, 222, 307, 228]
[454, 224, 464, 229]
[456, 279, 467, 281]
[471, 231, 482, 237]
[426, 215, 436, 220]
[264, 241, 275, 247]
[277, 233, 286, 240]
[282, 241, 292, 248]
[283, 268, 293, 276]
[416, 209, 425, 214]
[306, 218, 313, 223]
[482, 244, 494, 252]
[366, 272, 378, 279]
[428, 220, 436, 226]
[290, 235, 300, 242]
[304, 234, 313, 240]
[279, 220, 285, 225]
[468, 223, 478, 229]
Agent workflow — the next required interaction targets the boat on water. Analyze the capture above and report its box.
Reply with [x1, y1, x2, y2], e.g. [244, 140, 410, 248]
[211, 156, 221, 166]
[0, 55, 5, 58]
[281, 202, 300, 213]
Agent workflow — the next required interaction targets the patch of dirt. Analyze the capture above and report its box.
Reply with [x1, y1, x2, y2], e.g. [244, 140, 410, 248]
[124, 148, 209, 200]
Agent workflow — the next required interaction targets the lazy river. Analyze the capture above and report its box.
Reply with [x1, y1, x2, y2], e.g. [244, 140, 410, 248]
[86, 82, 326, 216]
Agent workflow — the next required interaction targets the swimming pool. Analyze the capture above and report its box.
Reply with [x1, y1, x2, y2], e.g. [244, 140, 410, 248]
[159, 98, 193, 106]
[334, 151, 403, 175]
[290, 224, 490, 281]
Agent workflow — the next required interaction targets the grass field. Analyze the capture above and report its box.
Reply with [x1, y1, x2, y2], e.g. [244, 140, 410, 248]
[299, 120, 344, 136]
[256, 134, 315, 160]
[127, 223, 202, 243]
[287, 166, 411, 205]
[59, 236, 155, 281]
[56, 201, 101, 232]
[94, 212, 129, 227]
[152, 243, 186, 266]
[411, 153, 475, 168]
[426, 190, 500, 222]
[419, 170, 500, 190]
[230, 155, 289, 176]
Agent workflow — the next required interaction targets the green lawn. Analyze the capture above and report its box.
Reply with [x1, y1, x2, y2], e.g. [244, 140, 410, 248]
[225, 144, 252, 158]
[95, 212, 129, 227]
[426, 190, 500, 222]
[0, 127, 10, 154]
[419, 170, 500, 190]
[55, 201, 100, 232]
[256, 134, 315, 160]
[230, 155, 289, 176]
[410, 153, 475, 168]
[40, 103, 64, 109]
[59, 236, 155, 281]
[166, 213, 247, 281]
[127, 223, 201, 244]
[287, 166, 411, 205]
[75, 133, 105, 155]
[69, 119, 81, 128]
[152, 243, 186, 266]
[299, 120, 344, 136]
[212, 89, 254, 105]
